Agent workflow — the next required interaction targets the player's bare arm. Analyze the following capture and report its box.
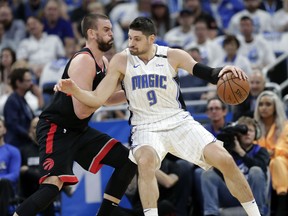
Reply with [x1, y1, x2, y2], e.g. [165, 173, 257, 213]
[68, 53, 98, 118]
[167, 48, 197, 74]
[57, 52, 127, 108]
[104, 90, 127, 106]
[168, 48, 248, 84]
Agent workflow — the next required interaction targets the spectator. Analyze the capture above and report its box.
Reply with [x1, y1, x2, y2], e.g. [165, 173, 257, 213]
[233, 69, 266, 121]
[254, 90, 288, 216]
[228, 0, 273, 35]
[109, 0, 151, 51]
[0, 22, 15, 51]
[201, 0, 244, 31]
[0, 5, 26, 48]
[204, 97, 228, 137]
[0, 47, 16, 115]
[237, 16, 276, 70]
[179, 47, 208, 113]
[164, 9, 195, 48]
[39, 38, 78, 107]
[17, 16, 65, 81]
[200, 116, 270, 216]
[43, 0, 74, 46]
[213, 34, 253, 75]
[185, 17, 224, 67]
[3, 68, 43, 150]
[0, 116, 21, 216]
[15, 0, 45, 22]
[70, 0, 97, 41]
[20, 116, 55, 215]
[113, 156, 193, 216]
[150, 0, 173, 40]
[259, 0, 283, 16]
[272, 0, 288, 32]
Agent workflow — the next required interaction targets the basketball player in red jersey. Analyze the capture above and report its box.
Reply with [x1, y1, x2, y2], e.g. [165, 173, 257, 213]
[13, 14, 136, 216]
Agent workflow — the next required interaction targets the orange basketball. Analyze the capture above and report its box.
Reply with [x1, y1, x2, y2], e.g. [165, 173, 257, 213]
[217, 72, 250, 105]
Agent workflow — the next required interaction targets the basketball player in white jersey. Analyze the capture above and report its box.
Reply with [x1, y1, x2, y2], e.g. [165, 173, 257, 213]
[55, 17, 261, 216]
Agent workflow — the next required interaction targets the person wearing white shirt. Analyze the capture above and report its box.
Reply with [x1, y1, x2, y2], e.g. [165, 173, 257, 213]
[213, 34, 253, 75]
[227, 0, 273, 35]
[272, 0, 288, 32]
[185, 17, 224, 66]
[237, 16, 276, 70]
[164, 9, 196, 48]
[16, 16, 65, 80]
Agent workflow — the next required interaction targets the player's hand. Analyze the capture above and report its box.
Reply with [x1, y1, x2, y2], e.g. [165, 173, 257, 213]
[54, 79, 77, 95]
[218, 65, 248, 80]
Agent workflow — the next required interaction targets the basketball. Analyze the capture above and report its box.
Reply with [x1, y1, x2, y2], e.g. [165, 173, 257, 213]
[217, 72, 250, 105]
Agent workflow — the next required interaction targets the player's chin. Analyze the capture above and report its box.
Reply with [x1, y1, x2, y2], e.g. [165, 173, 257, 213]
[129, 49, 138, 55]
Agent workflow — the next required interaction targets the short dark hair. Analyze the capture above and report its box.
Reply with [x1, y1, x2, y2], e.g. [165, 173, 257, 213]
[240, 15, 253, 24]
[207, 97, 227, 110]
[129, 17, 157, 37]
[81, 13, 109, 39]
[10, 68, 30, 90]
[223, 35, 240, 49]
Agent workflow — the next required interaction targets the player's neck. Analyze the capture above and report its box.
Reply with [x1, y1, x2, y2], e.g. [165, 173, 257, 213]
[138, 45, 157, 64]
[85, 44, 105, 62]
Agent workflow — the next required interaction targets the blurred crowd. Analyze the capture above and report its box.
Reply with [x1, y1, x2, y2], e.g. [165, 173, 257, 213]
[1, 0, 288, 215]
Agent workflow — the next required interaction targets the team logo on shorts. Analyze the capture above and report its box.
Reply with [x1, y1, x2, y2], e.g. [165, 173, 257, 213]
[43, 158, 54, 170]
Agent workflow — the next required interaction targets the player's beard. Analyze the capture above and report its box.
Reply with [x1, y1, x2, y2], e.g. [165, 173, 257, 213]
[97, 37, 114, 52]
[129, 48, 145, 56]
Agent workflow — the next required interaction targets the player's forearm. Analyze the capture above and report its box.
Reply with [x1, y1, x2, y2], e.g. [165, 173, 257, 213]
[104, 90, 127, 106]
[192, 63, 222, 84]
[73, 88, 104, 108]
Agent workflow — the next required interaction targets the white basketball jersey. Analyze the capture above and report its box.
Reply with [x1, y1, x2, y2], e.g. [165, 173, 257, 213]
[123, 45, 186, 125]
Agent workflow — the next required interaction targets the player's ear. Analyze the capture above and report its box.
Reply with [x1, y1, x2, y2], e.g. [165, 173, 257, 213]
[149, 34, 156, 44]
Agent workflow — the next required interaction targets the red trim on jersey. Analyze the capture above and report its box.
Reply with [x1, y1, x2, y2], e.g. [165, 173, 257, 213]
[72, 51, 91, 59]
[46, 123, 57, 154]
[39, 175, 79, 185]
[89, 139, 118, 174]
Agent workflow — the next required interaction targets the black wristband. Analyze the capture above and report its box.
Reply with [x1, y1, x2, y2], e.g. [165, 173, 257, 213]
[192, 63, 222, 84]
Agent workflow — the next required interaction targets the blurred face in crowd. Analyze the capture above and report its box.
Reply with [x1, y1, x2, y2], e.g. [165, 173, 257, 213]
[1, 49, 14, 68]
[240, 18, 254, 38]
[244, 0, 261, 12]
[258, 95, 275, 119]
[249, 71, 265, 97]
[187, 48, 202, 62]
[18, 71, 33, 92]
[223, 40, 238, 57]
[184, 0, 200, 11]
[238, 124, 256, 147]
[44, 0, 60, 23]
[206, 99, 227, 122]
[26, 16, 44, 38]
[195, 20, 209, 44]
[178, 13, 194, 29]
[0, 6, 13, 29]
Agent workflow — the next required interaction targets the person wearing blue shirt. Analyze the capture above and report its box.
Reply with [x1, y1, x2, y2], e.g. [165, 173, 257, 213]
[0, 116, 21, 188]
[201, 0, 244, 30]
[0, 116, 21, 216]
